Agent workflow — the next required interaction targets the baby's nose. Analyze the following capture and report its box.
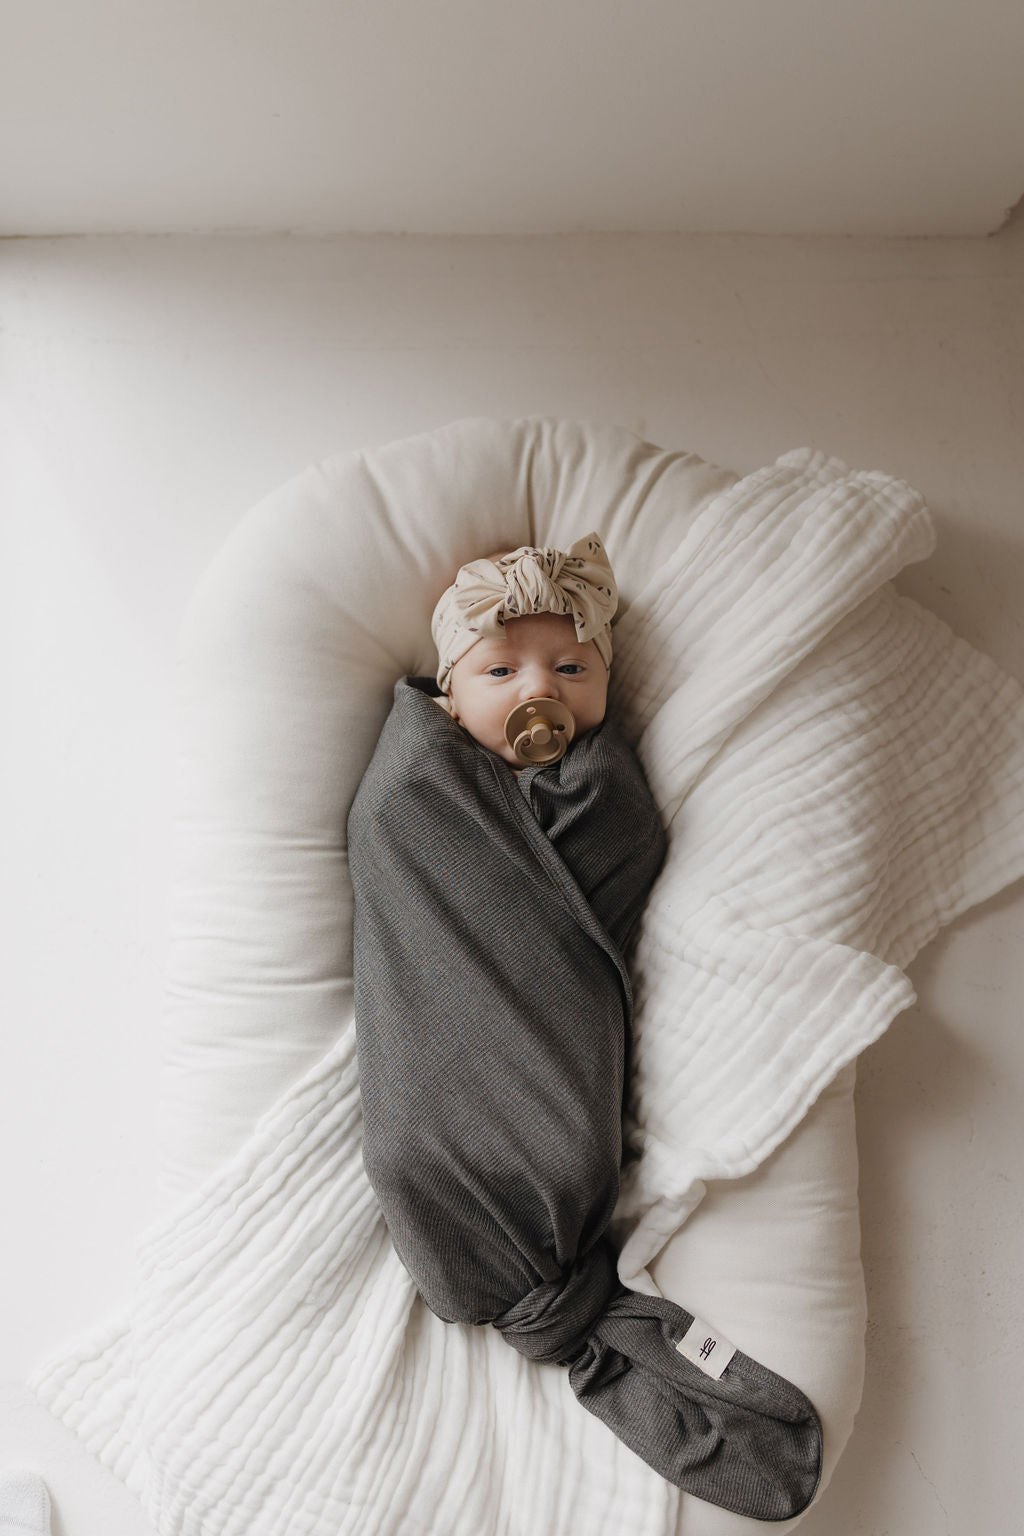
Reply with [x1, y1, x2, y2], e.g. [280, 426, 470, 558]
[519, 666, 560, 700]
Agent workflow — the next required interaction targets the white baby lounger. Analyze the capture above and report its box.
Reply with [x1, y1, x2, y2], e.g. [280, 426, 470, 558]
[31, 417, 1024, 1536]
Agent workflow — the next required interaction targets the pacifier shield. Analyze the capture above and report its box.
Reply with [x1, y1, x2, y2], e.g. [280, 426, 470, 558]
[503, 698, 576, 764]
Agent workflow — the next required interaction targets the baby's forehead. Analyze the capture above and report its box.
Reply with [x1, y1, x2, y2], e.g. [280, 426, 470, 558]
[469, 614, 589, 655]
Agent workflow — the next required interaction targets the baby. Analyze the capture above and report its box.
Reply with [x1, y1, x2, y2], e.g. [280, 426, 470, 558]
[429, 532, 617, 772]
[349, 527, 822, 1519]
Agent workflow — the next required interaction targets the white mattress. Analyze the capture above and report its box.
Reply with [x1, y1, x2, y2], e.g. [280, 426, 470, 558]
[30, 418, 1024, 1536]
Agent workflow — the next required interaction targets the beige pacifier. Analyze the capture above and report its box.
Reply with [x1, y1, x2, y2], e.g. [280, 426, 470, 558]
[503, 698, 576, 765]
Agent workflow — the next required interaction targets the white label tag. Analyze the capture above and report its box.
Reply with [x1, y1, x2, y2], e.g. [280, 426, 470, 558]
[675, 1317, 737, 1380]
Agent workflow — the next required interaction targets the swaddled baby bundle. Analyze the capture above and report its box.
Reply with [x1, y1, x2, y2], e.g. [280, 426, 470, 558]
[348, 673, 823, 1522]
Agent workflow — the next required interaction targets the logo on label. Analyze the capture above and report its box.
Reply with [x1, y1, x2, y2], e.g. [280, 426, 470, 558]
[675, 1316, 737, 1380]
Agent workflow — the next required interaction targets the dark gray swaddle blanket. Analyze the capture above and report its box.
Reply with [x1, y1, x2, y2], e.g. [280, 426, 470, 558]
[348, 676, 822, 1522]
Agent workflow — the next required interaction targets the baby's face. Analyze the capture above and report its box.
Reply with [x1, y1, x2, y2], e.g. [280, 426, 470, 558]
[447, 612, 608, 767]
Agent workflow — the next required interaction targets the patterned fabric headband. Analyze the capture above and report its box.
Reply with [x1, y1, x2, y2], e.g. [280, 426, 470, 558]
[431, 532, 618, 695]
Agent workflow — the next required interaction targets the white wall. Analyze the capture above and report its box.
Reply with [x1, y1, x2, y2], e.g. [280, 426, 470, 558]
[3, 227, 1023, 1536]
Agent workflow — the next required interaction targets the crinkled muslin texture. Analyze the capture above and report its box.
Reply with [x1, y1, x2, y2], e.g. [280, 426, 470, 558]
[28, 418, 1024, 1536]
[431, 531, 617, 693]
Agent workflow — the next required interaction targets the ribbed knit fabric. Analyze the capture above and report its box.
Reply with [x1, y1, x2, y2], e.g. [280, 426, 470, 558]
[348, 678, 821, 1519]
[28, 446, 1024, 1536]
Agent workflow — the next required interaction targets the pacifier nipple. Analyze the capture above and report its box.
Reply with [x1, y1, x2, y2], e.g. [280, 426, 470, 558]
[503, 698, 577, 765]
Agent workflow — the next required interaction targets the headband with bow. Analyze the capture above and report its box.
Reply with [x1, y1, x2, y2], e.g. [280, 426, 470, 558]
[431, 532, 618, 694]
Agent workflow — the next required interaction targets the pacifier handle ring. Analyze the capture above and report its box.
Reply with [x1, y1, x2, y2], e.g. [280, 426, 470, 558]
[503, 697, 577, 765]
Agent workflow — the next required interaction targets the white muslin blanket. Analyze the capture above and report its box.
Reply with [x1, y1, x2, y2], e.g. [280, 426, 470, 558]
[30, 444, 1024, 1536]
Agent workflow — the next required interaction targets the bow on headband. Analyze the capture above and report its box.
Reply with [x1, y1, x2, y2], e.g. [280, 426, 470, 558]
[431, 532, 618, 695]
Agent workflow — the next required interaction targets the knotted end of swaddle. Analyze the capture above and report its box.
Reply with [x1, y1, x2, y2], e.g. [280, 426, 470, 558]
[493, 1238, 822, 1521]
[431, 531, 617, 694]
[493, 1239, 625, 1366]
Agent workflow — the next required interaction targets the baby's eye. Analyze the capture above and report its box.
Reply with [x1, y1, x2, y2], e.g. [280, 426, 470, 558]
[557, 664, 584, 674]
[487, 666, 512, 677]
